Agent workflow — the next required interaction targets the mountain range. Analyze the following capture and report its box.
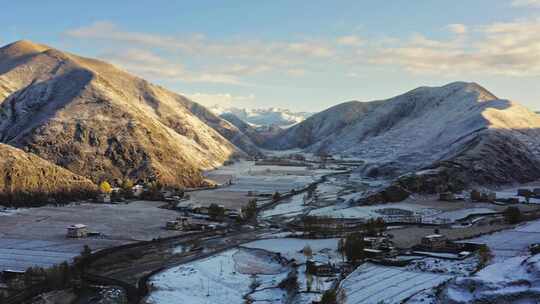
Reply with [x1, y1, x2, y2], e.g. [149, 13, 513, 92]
[1, 40, 540, 201]
[209, 105, 312, 128]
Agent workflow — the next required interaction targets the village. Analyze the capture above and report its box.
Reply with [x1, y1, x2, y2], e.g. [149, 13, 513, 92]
[1, 151, 540, 304]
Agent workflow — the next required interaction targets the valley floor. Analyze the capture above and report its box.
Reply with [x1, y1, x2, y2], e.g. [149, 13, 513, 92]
[2, 153, 540, 303]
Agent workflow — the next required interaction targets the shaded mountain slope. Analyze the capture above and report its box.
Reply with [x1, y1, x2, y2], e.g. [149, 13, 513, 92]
[0, 40, 257, 187]
[0, 143, 96, 204]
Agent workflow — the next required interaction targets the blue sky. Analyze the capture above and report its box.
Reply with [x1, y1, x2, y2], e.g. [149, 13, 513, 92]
[1, 0, 540, 111]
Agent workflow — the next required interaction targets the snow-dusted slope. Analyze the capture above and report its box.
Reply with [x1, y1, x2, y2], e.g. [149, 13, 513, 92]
[275, 82, 540, 186]
[209, 105, 312, 127]
[441, 254, 540, 303]
[0, 40, 258, 187]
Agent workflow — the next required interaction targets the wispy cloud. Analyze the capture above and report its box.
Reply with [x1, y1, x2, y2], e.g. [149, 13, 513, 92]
[65, 18, 540, 87]
[337, 35, 364, 47]
[184, 92, 256, 108]
[511, 0, 540, 7]
[446, 23, 468, 35]
[99, 49, 245, 85]
[368, 19, 540, 76]
[65, 21, 340, 84]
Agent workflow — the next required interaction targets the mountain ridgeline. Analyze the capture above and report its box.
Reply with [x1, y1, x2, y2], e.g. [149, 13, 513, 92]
[271, 82, 540, 192]
[0, 40, 539, 201]
[0, 40, 261, 197]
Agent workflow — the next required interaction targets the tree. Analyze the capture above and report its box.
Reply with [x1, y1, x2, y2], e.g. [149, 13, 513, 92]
[241, 199, 258, 221]
[344, 233, 366, 264]
[121, 179, 134, 198]
[365, 218, 386, 236]
[320, 289, 337, 304]
[81, 244, 92, 257]
[306, 272, 313, 292]
[142, 181, 165, 201]
[504, 206, 522, 224]
[478, 245, 493, 268]
[303, 245, 313, 260]
[99, 181, 112, 194]
[337, 288, 347, 304]
[208, 203, 225, 221]
[337, 238, 346, 262]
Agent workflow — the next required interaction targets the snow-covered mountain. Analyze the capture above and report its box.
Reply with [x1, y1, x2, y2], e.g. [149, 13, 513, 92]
[0, 40, 260, 188]
[209, 105, 312, 127]
[273, 82, 540, 188]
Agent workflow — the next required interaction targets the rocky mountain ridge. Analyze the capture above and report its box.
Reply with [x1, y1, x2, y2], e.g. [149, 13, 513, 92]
[0, 40, 259, 189]
[273, 82, 540, 189]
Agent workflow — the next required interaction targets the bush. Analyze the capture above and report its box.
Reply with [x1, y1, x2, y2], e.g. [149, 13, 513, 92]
[320, 289, 337, 304]
[208, 203, 225, 220]
[504, 206, 522, 224]
[241, 199, 258, 221]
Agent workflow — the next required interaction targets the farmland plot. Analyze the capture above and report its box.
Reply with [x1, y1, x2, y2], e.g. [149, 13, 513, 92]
[340, 263, 452, 304]
[147, 248, 290, 304]
[464, 219, 540, 261]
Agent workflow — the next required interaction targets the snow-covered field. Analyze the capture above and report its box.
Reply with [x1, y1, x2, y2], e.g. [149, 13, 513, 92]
[495, 188, 540, 204]
[147, 248, 290, 304]
[340, 263, 452, 304]
[261, 193, 307, 218]
[307, 202, 498, 224]
[464, 219, 540, 261]
[441, 254, 540, 303]
[433, 219, 540, 303]
[421, 207, 496, 224]
[243, 238, 340, 264]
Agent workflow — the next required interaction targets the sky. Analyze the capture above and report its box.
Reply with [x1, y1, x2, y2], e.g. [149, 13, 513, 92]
[1, 0, 540, 111]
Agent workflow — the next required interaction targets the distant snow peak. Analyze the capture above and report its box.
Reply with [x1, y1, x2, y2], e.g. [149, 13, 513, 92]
[209, 105, 312, 127]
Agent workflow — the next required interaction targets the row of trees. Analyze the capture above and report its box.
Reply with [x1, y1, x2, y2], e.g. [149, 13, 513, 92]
[338, 232, 367, 264]
[0, 245, 93, 303]
[0, 189, 98, 208]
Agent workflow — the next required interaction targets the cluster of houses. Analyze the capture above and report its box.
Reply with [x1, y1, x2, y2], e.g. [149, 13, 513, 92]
[439, 187, 540, 204]
[439, 190, 494, 202]
[164, 217, 224, 231]
[176, 203, 243, 220]
[375, 208, 422, 224]
[413, 233, 480, 259]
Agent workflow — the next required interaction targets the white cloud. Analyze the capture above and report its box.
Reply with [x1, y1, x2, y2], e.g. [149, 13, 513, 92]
[511, 0, 540, 7]
[65, 21, 343, 83]
[368, 18, 540, 76]
[65, 18, 540, 84]
[99, 49, 245, 85]
[446, 23, 468, 34]
[184, 92, 255, 108]
[337, 35, 363, 47]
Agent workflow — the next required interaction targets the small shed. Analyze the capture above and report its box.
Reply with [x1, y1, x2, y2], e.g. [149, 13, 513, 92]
[99, 193, 111, 203]
[421, 234, 447, 250]
[306, 260, 337, 276]
[66, 224, 88, 238]
[132, 185, 144, 197]
[439, 192, 455, 201]
[517, 188, 532, 197]
[363, 248, 385, 259]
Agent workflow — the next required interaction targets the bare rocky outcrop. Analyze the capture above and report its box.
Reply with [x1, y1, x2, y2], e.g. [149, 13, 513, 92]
[0, 40, 259, 188]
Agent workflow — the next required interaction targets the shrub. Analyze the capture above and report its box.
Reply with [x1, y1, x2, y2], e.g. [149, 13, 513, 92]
[504, 206, 522, 224]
